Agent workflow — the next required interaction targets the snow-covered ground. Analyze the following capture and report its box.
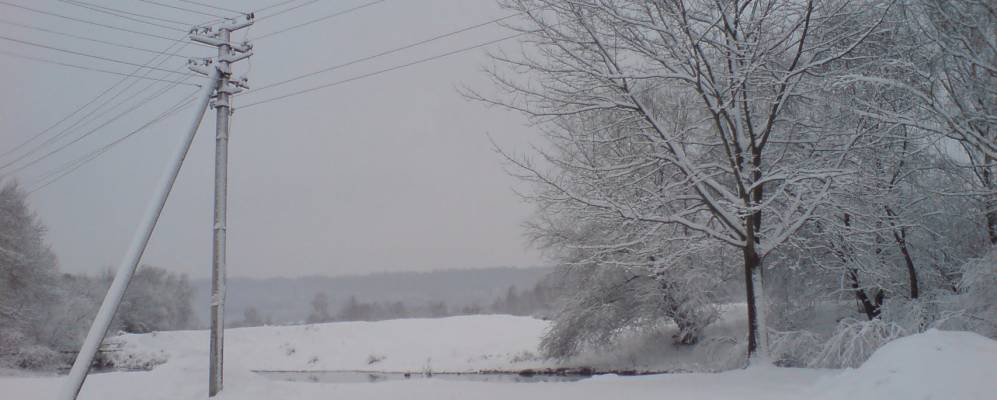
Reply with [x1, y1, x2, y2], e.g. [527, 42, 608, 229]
[1, 315, 994, 399]
[111, 315, 552, 373]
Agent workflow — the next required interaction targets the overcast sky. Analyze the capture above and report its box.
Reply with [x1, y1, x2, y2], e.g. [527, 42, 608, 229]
[0, 0, 545, 278]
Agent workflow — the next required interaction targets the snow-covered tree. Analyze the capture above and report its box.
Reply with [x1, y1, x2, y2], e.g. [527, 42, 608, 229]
[477, 0, 889, 362]
[849, 0, 996, 244]
[0, 182, 57, 359]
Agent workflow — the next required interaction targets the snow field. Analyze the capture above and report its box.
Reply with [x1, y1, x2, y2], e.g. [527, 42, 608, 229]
[1, 315, 994, 399]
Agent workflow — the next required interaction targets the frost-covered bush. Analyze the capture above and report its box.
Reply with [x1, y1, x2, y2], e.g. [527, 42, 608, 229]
[540, 266, 652, 359]
[934, 249, 997, 338]
[10, 345, 62, 370]
[769, 330, 823, 367]
[808, 318, 907, 368]
[0, 327, 29, 353]
[697, 336, 744, 371]
[101, 349, 168, 371]
[539, 265, 720, 359]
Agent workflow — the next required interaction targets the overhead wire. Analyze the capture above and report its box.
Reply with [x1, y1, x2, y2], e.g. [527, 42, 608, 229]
[61, 0, 195, 27]
[0, 1, 207, 44]
[3, 75, 193, 175]
[0, 37, 194, 165]
[0, 50, 199, 85]
[0, 35, 196, 76]
[0, 18, 199, 59]
[37, 63, 194, 156]
[0, 69, 193, 175]
[254, 0, 322, 21]
[176, 0, 247, 15]
[26, 89, 201, 194]
[12, 0, 526, 189]
[255, 0, 302, 14]
[138, 0, 229, 18]
[255, 0, 384, 40]
[55, 0, 190, 32]
[239, 32, 522, 110]
[248, 10, 525, 95]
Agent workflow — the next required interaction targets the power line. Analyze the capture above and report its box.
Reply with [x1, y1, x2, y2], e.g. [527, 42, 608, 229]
[0, 18, 198, 59]
[177, 0, 247, 15]
[256, 0, 302, 14]
[0, 35, 195, 76]
[0, 50, 199, 85]
[0, 55, 142, 159]
[255, 0, 384, 40]
[26, 91, 199, 195]
[0, 39, 193, 162]
[4, 77, 191, 175]
[55, 0, 189, 32]
[138, 0, 228, 18]
[64, 0, 195, 26]
[0, 1, 199, 43]
[250, 11, 524, 94]
[240, 32, 522, 110]
[0, 69, 191, 173]
[254, 0, 322, 21]
[26, 66, 191, 165]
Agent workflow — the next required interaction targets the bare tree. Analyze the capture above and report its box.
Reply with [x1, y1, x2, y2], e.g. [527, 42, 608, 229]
[306, 292, 333, 323]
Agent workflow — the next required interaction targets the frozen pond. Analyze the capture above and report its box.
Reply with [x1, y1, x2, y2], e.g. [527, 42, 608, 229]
[255, 370, 591, 384]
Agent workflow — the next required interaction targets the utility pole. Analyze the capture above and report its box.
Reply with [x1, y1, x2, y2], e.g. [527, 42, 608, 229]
[190, 15, 253, 397]
[56, 53, 223, 400]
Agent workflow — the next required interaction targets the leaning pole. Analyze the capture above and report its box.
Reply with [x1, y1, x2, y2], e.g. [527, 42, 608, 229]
[58, 66, 221, 400]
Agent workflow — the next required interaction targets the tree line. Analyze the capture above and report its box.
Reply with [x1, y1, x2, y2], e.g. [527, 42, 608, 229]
[233, 282, 559, 327]
[0, 182, 196, 369]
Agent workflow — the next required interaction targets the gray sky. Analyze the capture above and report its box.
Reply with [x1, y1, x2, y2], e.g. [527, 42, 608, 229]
[0, 0, 544, 278]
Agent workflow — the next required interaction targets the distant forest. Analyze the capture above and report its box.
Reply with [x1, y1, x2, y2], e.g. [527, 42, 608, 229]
[204, 267, 557, 327]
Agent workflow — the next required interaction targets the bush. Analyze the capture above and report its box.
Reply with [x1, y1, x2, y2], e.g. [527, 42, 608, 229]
[769, 329, 822, 367]
[808, 318, 907, 368]
[935, 249, 997, 338]
[12, 345, 62, 370]
[539, 265, 720, 359]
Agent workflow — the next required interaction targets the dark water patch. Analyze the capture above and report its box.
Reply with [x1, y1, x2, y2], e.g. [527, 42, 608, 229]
[255, 370, 592, 384]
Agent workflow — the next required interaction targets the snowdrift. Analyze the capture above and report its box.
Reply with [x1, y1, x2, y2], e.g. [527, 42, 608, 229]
[812, 329, 997, 400]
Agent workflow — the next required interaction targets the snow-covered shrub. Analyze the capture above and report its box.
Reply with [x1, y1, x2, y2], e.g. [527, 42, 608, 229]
[11, 345, 61, 370]
[808, 318, 907, 368]
[539, 269, 648, 359]
[769, 329, 822, 367]
[934, 249, 997, 338]
[0, 327, 29, 352]
[697, 336, 744, 371]
[102, 349, 168, 371]
[539, 265, 719, 359]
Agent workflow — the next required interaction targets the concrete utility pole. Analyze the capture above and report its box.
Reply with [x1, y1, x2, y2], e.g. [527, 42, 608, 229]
[190, 15, 253, 397]
[57, 56, 222, 400]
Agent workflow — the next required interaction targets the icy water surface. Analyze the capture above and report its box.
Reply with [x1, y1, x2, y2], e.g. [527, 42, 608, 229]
[255, 370, 590, 384]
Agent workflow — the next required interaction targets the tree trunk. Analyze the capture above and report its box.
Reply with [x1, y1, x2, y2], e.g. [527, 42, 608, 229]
[742, 238, 769, 364]
[847, 267, 883, 320]
[885, 206, 919, 299]
[984, 155, 996, 245]
[841, 213, 883, 320]
[744, 144, 769, 364]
